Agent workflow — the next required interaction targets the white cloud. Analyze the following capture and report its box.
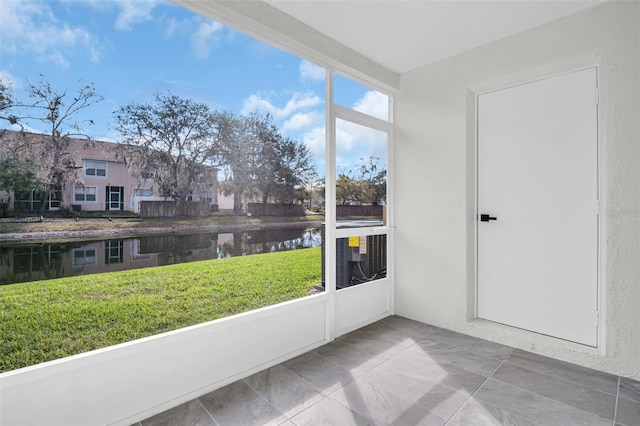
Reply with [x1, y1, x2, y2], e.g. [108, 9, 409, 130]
[46, 51, 71, 68]
[163, 17, 178, 38]
[190, 20, 224, 59]
[336, 124, 356, 152]
[300, 126, 326, 167]
[241, 92, 322, 119]
[9, 122, 44, 134]
[353, 90, 389, 121]
[283, 111, 322, 132]
[279, 93, 322, 116]
[113, 0, 159, 31]
[0, 1, 102, 66]
[299, 60, 324, 82]
[0, 71, 18, 89]
[89, 46, 102, 63]
[159, 15, 225, 59]
[335, 119, 387, 171]
[241, 94, 276, 116]
[83, 0, 159, 31]
[288, 92, 387, 171]
[300, 119, 386, 173]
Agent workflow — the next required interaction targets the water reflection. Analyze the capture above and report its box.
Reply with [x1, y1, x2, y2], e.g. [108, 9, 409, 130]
[0, 228, 321, 285]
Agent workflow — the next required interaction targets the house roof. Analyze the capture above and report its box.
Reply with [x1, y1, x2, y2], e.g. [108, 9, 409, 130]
[263, 0, 606, 74]
[0, 130, 124, 163]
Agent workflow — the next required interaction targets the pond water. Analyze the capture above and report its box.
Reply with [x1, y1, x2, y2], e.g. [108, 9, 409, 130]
[0, 227, 321, 286]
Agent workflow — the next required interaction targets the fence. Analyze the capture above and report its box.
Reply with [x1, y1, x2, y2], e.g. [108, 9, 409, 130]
[139, 201, 211, 218]
[247, 203, 305, 217]
[336, 205, 383, 217]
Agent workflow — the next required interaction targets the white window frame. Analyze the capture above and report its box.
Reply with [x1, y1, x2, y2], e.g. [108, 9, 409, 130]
[74, 185, 98, 203]
[85, 160, 107, 177]
[132, 188, 153, 197]
[324, 68, 395, 340]
[199, 192, 214, 203]
[72, 248, 96, 266]
[105, 240, 124, 265]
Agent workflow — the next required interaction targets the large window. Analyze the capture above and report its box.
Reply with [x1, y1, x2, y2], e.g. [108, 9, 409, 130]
[0, 0, 395, 372]
[74, 185, 97, 203]
[85, 160, 106, 177]
[335, 119, 388, 221]
[199, 193, 213, 203]
[132, 188, 153, 197]
[73, 248, 96, 266]
[329, 73, 392, 290]
[13, 189, 62, 211]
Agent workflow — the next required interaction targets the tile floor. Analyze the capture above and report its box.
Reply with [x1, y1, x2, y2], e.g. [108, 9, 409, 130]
[136, 316, 640, 426]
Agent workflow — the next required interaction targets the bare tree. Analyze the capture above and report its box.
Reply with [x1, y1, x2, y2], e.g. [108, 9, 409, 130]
[336, 156, 386, 206]
[0, 76, 103, 212]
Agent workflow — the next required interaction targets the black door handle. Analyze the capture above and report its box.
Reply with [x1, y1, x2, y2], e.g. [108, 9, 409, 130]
[480, 214, 497, 222]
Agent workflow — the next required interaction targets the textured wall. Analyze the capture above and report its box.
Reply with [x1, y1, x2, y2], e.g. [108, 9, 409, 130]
[395, 0, 639, 379]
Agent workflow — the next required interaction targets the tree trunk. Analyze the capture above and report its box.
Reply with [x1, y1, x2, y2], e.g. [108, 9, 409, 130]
[233, 232, 243, 256]
[38, 189, 49, 214]
[233, 190, 243, 214]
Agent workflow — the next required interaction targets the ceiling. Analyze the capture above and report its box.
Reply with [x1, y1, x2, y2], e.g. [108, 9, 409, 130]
[265, 0, 606, 74]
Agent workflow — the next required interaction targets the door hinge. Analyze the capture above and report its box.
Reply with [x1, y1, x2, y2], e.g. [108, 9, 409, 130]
[595, 88, 600, 104]
[596, 310, 600, 326]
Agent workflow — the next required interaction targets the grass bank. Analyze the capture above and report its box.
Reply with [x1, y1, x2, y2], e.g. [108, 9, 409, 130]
[0, 247, 322, 372]
[0, 213, 324, 236]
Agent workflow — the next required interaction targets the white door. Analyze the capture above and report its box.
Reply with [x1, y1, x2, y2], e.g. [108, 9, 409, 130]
[477, 68, 598, 346]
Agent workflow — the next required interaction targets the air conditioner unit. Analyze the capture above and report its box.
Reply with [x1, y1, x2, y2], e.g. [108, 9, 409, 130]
[321, 221, 387, 289]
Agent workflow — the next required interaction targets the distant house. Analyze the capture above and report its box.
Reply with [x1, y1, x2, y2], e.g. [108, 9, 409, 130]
[0, 130, 219, 214]
[216, 189, 235, 210]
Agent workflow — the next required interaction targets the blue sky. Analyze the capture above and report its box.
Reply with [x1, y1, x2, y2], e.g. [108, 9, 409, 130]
[0, 0, 388, 174]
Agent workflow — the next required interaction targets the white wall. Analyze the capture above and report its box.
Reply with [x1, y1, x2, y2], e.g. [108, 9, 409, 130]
[0, 296, 328, 426]
[217, 191, 235, 210]
[395, 0, 639, 379]
[0, 267, 393, 426]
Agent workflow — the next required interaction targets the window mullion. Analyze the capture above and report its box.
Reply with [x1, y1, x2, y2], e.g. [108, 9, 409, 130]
[333, 104, 392, 132]
[324, 67, 337, 342]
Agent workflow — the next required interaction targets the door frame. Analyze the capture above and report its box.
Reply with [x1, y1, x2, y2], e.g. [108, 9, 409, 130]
[472, 65, 601, 347]
[106, 186, 124, 211]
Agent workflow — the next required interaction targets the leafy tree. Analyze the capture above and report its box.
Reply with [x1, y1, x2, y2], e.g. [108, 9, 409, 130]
[0, 132, 47, 195]
[0, 83, 19, 128]
[336, 156, 386, 205]
[114, 92, 220, 203]
[213, 111, 257, 213]
[354, 156, 386, 205]
[214, 112, 316, 212]
[0, 76, 103, 212]
[250, 114, 315, 204]
[0, 158, 42, 194]
[305, 175, 325, 212]
[336, 173, 361, 205]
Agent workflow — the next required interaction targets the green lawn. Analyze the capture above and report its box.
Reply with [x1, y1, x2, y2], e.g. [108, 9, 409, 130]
[0, 247, 322, 372]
